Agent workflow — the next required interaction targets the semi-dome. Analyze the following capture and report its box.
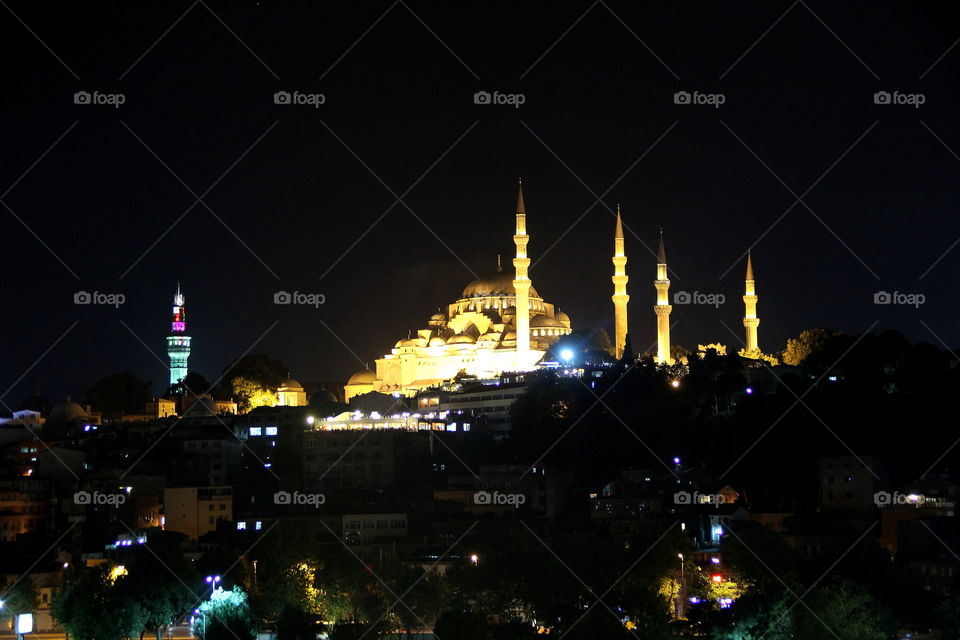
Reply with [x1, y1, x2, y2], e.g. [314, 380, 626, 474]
[448, 333, 477, 345]
[347, 369, 376, 385]
[461, 270, 539, 299]
[429, 336, 446, 347]
[530, 314, 564, 328]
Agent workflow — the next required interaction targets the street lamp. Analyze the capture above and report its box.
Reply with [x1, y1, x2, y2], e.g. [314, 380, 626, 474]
[677, 553, 685, 618]
[469, 554, 479, 565]
[560, 348, 574, 363]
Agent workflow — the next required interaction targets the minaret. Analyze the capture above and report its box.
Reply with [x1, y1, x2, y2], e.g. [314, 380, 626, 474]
[611, 206, 630, 359]
[654, 230, 673, 364]
[166, 284, 192, 386]
[743, 251, 760, 356]
[512, 179, 531, 357]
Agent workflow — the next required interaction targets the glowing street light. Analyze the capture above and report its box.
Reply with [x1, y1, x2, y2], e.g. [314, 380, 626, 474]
[560, 348, 574, 362]
[469, 554, 479, 565]
[670, 379, 680, 388]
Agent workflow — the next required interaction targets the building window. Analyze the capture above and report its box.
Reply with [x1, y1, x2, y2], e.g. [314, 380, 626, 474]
[265, 426, 278, 436]
[249, 427, 262, 436]
[255, 521, 263, 531]
[237, 521, 246, 530]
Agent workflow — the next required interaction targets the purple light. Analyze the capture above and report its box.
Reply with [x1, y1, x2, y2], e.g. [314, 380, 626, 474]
[745, 387, 753, 394]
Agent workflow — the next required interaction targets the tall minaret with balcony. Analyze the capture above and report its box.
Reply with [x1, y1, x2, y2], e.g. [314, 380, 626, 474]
[612, 206, 630, 359]
[513, 179, 531, 358]
[742, 251, 760, 357]
[166, 284, 192, 386]
[654, 230, 673, 364]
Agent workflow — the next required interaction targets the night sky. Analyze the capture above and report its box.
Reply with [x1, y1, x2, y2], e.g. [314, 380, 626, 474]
[2, 2, 958, 402]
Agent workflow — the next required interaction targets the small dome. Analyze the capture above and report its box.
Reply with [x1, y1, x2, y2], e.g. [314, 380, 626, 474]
[278, 378, 303, 391]
[310, 389, 338, 405]
[347, 369, 376, 386]
[429, 336, 446, 347]
[429, 313, 445, 325]
[448, 333, 476, 345]
[396, 338, 419, 348]
[48, 397, 88, 424]
[556, 310, 570, 323]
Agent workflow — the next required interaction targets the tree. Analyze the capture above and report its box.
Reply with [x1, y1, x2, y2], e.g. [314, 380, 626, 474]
[121, 539, 199, 640]
[86, 372, 152, 419]
[793, 580, 896, 640]
[51, 565, 145, 640]
[782, 328, 837, 366]
[1, 577, 37, 627]
[195, 587, 256, 640]
[167, 370, 212, 397]
[231, 376, 278, 413]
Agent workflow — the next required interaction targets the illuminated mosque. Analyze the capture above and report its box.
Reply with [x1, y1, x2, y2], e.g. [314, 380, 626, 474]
[344, 181, 767, 400]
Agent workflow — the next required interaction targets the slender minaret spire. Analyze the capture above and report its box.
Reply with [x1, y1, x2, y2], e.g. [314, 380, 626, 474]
[512, 178, 531, 357]
[743, 251, 760, 356]
[612, 205, 630, 359]
[167, 284, 192, 387]
[654, 229, 673, 364]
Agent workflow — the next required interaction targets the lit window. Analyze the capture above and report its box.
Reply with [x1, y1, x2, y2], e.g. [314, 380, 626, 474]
[237, 521, 246, 530]
[249, 427, 262, 436]
[255, 521, 263, 531]
[265, 426, 278, 436]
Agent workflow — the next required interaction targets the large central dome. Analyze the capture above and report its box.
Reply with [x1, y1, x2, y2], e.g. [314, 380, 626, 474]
[461, 269, 540, 299]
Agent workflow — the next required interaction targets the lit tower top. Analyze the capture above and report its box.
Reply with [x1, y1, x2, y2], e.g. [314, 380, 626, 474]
[512, 178, 532, 356]
[742, 251, 760, 356]
[654, 229, 673, 364]
[611, 205, 630, 359]
[166, 284, 192, 386]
